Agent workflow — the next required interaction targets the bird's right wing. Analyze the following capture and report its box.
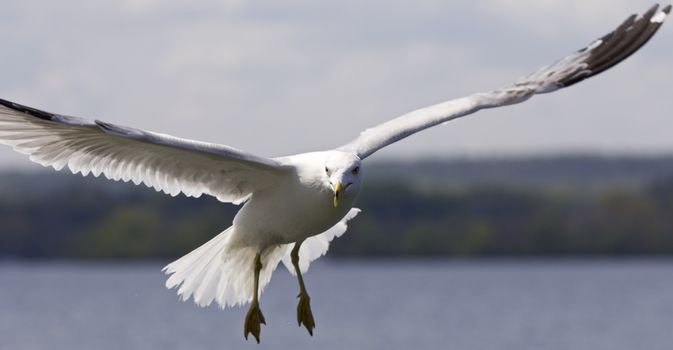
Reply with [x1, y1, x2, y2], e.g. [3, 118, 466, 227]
[0, 98, 291, 204]
[338, 4, 671, 160]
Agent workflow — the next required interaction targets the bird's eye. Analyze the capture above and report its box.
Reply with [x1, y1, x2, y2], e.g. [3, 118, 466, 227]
[325, 167, 329, 173]
[352, 166, 360, 175]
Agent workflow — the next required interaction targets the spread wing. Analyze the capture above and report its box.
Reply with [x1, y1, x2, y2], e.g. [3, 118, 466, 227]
[0, 98, 291, 203]
[339, 4, 671, 160]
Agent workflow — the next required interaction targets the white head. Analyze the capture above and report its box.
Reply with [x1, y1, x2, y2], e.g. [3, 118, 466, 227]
[323, 151, 363, 207]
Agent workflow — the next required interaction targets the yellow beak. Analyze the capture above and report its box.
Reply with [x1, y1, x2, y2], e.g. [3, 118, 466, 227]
[332, 182, 343, 208]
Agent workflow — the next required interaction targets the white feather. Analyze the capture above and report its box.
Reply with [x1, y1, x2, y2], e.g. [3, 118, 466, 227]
[163, 227, 287, 308]
[0, 103, 288, 204]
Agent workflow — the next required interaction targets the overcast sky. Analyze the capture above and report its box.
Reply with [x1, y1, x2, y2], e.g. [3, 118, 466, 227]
[0, 0, 671, 169]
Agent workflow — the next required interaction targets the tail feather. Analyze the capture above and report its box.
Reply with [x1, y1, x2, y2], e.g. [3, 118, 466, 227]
[163, 208, 361, 309]
[163, 229, 228, 285]
[163, 229, 229, 301]
[163, 227, 285, 308]
[187, 240, 229, 306]
[192, 254, 224, 306]
[177, 240, 225, 304]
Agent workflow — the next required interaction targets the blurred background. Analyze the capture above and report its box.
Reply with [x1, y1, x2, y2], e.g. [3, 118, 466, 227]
[1, 1, 673, 350]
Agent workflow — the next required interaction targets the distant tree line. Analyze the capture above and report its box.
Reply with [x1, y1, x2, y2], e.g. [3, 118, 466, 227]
[334, 179, 673, 256]
[1, 156, 673, 259]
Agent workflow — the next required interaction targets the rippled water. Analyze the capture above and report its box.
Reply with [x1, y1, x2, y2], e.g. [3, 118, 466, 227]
[1, 260, 673, 350]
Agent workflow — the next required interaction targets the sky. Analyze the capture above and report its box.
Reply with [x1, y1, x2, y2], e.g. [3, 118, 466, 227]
[0, 0, 671, 169]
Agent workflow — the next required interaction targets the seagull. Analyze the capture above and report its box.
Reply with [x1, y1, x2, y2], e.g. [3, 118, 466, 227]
[0, 4, 669, 343]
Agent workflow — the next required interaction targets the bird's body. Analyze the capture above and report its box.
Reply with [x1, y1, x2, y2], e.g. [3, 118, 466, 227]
[231, 151, 361, 249]
[0, 3, 669, 343]
[161, 149, 363, 317]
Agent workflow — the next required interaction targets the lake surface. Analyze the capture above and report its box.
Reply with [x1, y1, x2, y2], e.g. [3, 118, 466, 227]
[1, 259, 673, 350]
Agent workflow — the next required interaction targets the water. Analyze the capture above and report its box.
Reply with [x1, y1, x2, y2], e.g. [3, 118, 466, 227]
[1, 259, 673, 350]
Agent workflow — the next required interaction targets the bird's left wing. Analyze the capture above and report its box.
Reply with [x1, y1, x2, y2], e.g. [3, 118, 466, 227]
[339, 4, 671, 160]
[0, 98, 291, 203]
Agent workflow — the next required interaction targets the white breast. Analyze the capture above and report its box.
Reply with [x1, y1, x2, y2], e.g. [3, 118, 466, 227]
[228, 153, 360, 249]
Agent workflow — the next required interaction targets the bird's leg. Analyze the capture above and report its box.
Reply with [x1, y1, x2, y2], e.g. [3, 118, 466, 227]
[291, 241, 315, 336]
[243, 252, 266, 343]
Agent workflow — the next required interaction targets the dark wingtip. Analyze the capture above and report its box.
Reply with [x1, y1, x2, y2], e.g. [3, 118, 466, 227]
[559, 3, 669, 88]
[95, 119, 145, 138]
[0, 97, 58, 121]
[648, 3, 661, 13]
[94, 119, 111, 129]
[644, 3, 661, 19]
[95, 120, 122, 134]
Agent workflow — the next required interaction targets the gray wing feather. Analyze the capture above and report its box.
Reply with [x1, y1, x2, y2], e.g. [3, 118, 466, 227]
[0, 98, 288, 203]
[339, 4, 670, 159]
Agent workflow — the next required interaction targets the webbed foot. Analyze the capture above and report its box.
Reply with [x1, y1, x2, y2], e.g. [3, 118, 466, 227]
[243, 302, 266, 343]
[296, 292, 315, 336]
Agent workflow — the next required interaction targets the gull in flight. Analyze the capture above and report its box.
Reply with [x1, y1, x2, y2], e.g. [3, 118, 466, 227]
[0, 4, 669, 343]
